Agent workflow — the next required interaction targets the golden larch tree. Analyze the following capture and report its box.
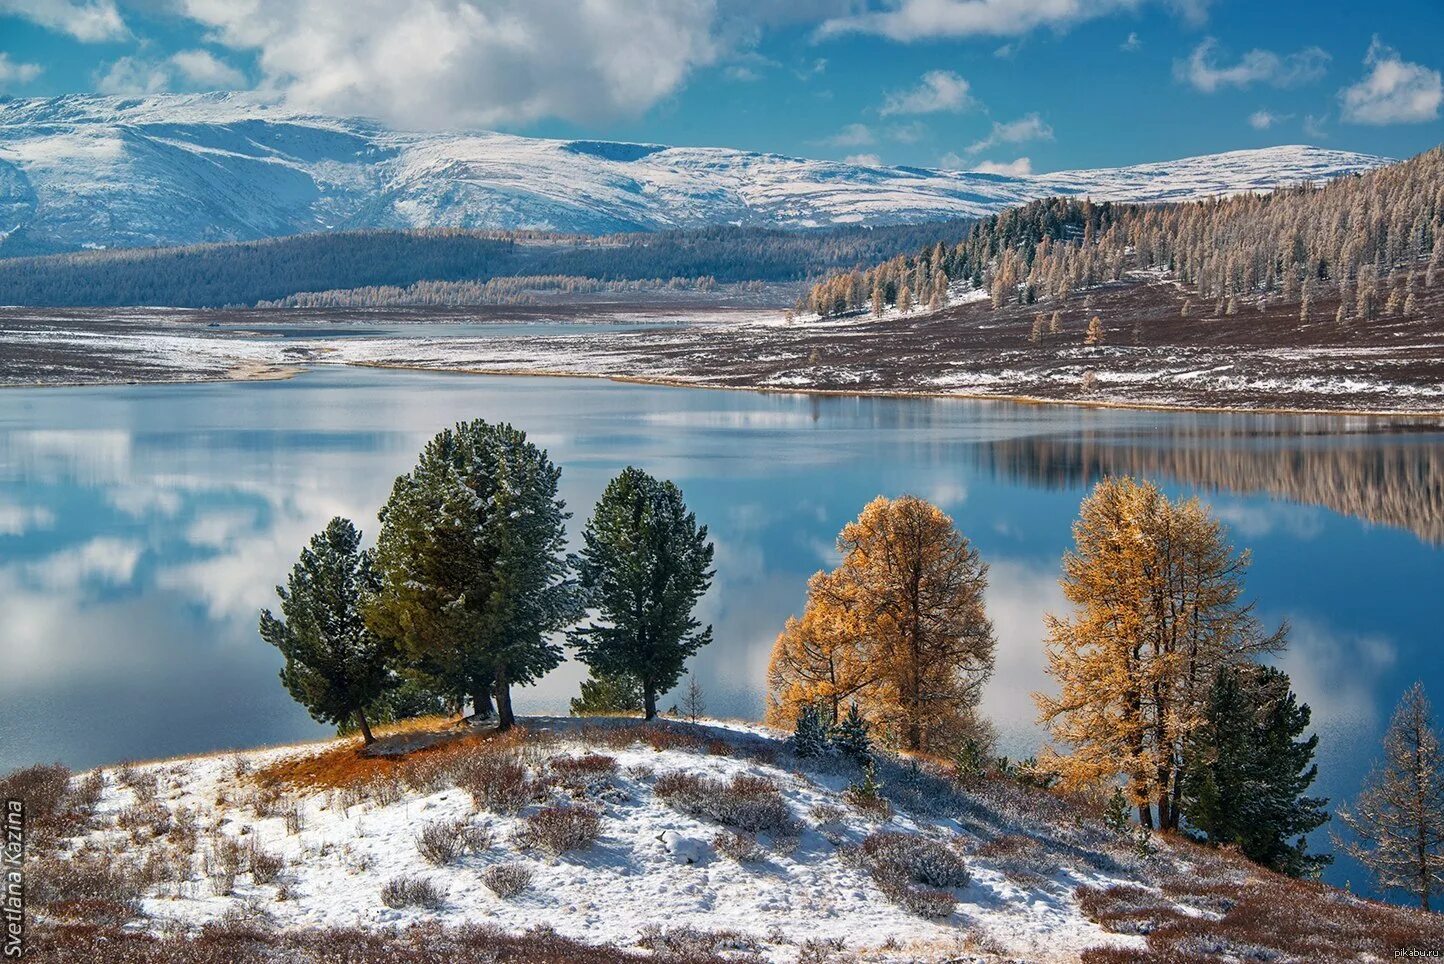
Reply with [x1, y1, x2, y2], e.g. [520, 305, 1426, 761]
[1034, 477, 1285, 829]
[767, 495, 995, 754]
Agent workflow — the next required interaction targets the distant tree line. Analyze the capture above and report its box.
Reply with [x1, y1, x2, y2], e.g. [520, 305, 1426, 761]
[805, 146, 1444, 321]
[257, 274, 722, 308]
[0, 221, 975, 309]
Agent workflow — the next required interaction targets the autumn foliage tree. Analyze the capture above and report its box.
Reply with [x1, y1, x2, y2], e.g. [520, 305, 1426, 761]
[1034, 477, 1286, 830]
[767, 495, 995, 755]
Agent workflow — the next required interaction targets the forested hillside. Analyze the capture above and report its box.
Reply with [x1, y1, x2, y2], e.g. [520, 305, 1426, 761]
[0, 221, 972, 309]
[806, 146, 1444, 323]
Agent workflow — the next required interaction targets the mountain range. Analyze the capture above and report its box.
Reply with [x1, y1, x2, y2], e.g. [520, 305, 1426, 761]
[0, 93, 1392, 255]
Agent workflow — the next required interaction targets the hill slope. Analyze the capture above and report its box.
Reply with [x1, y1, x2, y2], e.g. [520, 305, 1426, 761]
[0, 93, 1390, 254]
[13, 716, 1439, 963]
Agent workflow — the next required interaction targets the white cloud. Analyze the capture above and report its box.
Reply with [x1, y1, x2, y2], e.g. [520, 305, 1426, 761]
[0, 52, 42, 86]
[170, 49, 246, 88]
[170, 0, 725, 129]
[823, 122, 876, 147]
[843, 152, 884, 166]
[1120, 31, 1140, 52]
[0, 502, 54, 535]
[26, 537, 143, 590]
[967, 112, 1053, 154]
[1247, 108, 1289, 130]
[94, 56, 171, 95]
[1339, 37, 1442, 125]
[820, 0, 1143, 42]
[1176, 37, 1329, 93]
[0, 0, 125, 42]
[880, 69, 976, 116]
[973, 157, 1032, 175]
[1303, 113, 1328, 139]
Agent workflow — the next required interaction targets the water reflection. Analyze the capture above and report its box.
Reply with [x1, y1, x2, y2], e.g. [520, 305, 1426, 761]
[1, 370, 1441, 895]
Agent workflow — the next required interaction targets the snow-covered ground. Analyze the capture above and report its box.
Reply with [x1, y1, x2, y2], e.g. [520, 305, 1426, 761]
[0, 92, 1390, 252]
[48, 716, 1181, 962]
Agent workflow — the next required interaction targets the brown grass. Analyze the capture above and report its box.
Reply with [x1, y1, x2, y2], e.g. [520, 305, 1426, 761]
[251, 723, 525, 793]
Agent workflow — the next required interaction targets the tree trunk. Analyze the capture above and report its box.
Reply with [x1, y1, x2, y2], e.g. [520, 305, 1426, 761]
[471, 682, 494, 720]
[1138, 803, 1154, 830]
[355, 707, 375, 746]
[495, 665, 515, 731]
[643, 684, 658, 721]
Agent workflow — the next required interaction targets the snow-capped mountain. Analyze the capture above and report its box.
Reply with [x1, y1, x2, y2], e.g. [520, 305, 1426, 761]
[0, 93, 1391, 254]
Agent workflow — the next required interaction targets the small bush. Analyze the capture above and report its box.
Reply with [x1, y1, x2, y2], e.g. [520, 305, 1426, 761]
[380, 875, 446, 910]
[852, 831, 967, 918]
[517, 805, 601, 856]
[0, 763, 91, 840]
[282, 803, 305, 836]
[247, 841, 285, 885]
[116, 801, 173, 841]
[974, 834, 1055, 884]
[455, 754, 536, 815]
[28, 844, 147, 918]
[654, 771, 793, 834]
[204, 834, 246, 896]
[549, 753, 619, 792]
[713, 831, 764, 863]
[120, 767, 160, 804]
[416, 816, 490, 865]
[482, 862, 534, 898]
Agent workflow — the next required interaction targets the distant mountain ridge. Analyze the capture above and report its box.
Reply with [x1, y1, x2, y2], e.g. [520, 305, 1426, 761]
[0, 93, 1392, 255]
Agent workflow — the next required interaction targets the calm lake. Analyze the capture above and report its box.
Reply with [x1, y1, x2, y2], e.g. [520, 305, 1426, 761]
[3, 366, 1442, 892]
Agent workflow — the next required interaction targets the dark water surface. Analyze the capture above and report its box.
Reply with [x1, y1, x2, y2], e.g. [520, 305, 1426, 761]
[2, 367, 1441, 892]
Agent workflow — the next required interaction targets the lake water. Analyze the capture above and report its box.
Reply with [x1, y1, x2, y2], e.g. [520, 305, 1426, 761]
[2, 366, 1442, 892]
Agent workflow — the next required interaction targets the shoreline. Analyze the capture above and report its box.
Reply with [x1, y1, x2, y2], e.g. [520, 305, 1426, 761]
[7, 357, 1444, 423]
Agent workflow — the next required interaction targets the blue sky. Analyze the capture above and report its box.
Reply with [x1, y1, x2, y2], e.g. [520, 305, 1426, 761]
[1, 0, 1441, 172]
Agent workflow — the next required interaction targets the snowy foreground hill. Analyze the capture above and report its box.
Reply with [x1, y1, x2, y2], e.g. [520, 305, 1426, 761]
[22, 716, 1440, 962]
[0, 93, 1389, 254]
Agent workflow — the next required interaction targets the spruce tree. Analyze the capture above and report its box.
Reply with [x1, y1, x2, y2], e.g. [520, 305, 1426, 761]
[1336, 683, 1444, 910]
[260, 518, 391, 745]
[794, 702, 831, 758]
[571, 467, 715, 720]
[1182, 665, 1330, 877]
[832, 701, 872, 766]
[368, 420, 578, 731]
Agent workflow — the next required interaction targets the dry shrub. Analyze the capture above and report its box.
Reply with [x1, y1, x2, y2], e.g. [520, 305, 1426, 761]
[204, 834, 246, 896]
[0, 763, 96, 842]
[26, 919, 733, 963]
[282, 803, 305, 836]
[654, 772, 793, 834]
[637, 924, 759, 958]
[482, 862, 534, 898]
[517, 805, 601, 856]
[379, 875, 446, 910]
[456, 754, 538, 815]
[247, 841, 285, 885]
[119, 767, 159, 804]
[712, 831, 764, 863]
[850, 831, 967, 918]
[973, 834, 1056, 884]
[797, 937, 848, 964]
[28, 843, 147, 922]
[548, 753, 619, 792]
[415, 817, 490, 865]
[115, 801, 173, 841]
[1079, 869, 1444, 962]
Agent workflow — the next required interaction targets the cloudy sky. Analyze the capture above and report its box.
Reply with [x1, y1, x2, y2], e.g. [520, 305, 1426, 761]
[1, 0, 1441, 171]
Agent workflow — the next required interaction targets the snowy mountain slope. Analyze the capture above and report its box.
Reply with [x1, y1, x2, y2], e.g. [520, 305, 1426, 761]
[0, 93, 1391, 254]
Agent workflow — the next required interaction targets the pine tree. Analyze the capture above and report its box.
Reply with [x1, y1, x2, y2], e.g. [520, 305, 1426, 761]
[794, 701, 832, 758]
[1084, 316, 1104, 345]
[1182, 665, 1330, 877]
[570, 671, 644, 716]
[832, 701, 872, 766]
[260, 518, 391, 745]
[571, 467, 715, 720]
[368, 421, 578, 731]
[1336, 683, 1444, 910]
